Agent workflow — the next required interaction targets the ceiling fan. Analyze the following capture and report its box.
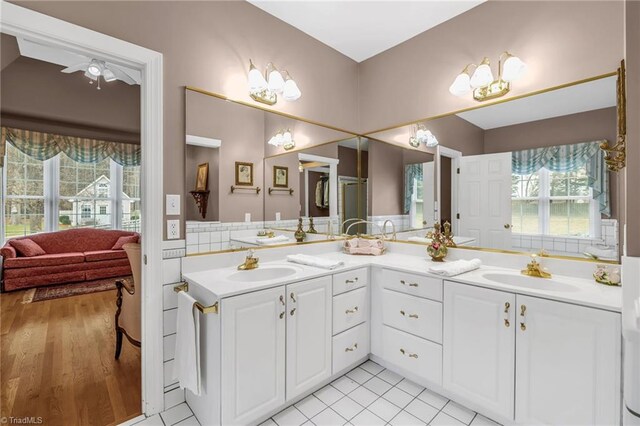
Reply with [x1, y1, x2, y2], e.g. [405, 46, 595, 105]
[61, 59, 136, 90]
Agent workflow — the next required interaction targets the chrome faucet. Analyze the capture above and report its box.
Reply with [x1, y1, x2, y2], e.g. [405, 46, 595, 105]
[521, 254, 551, 278]
[237, 249, 259, 270]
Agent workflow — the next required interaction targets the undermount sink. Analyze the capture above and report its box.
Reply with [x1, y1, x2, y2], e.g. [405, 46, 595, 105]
[481, 272, 579, 292]
[226, 266, 299, 282]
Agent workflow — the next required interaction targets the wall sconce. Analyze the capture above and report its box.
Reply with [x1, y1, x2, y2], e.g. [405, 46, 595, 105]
[449, 52, 526, 102]
[409, 124, 438, 148]
[248, 60, 302, 105]
[268, 129, 295, 150]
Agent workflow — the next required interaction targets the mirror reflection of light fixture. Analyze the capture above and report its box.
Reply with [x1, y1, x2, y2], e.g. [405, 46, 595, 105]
[248, 60, 302, 105]
[268, 129, 295, 150]
[409, 124, 438, 148]
[449, 52, 526, 102]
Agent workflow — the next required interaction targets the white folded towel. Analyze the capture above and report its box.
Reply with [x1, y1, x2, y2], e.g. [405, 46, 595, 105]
[173, 291, 202, 396]
[408, 236, 432, 244]
[584, 245, 617, 260]
[287, 254, 344, 270]
[428, 258, 482, 277]
[256, 235, 290, 245]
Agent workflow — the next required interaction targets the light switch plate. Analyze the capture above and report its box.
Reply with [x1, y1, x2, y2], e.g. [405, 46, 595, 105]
[245, 213, 251, 223]
[275, 212, 281, 221]
[167, 220, 180, 240]
[166, 194, 180, 216]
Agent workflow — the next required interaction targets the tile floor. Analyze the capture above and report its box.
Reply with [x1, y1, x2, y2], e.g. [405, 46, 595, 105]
[122, 360, 501, 426]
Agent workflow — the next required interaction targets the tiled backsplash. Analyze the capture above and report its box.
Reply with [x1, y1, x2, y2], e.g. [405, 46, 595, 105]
[511, 219, 618, 258]
[367, 215, 411, 234]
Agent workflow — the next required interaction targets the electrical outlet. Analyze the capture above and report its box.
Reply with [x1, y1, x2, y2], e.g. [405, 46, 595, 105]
[166, 194, 180, 216]
[275, 212, 281, 221]
[167, 219, 180, 240]
[245, 213, 251, 223]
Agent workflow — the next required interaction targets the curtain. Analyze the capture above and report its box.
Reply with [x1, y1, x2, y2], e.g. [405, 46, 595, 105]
[1, 127, 141, 166]
[404, 163, 423, 214]
[512, 141, 609, 216]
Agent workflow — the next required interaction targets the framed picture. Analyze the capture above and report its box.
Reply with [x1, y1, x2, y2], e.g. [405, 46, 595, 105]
[195, 163, 209, 191]
[235, 161, 254, 186]
[273, 166, 288, 188]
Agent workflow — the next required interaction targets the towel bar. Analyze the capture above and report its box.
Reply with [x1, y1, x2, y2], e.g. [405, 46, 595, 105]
[174, 282, 219, 314]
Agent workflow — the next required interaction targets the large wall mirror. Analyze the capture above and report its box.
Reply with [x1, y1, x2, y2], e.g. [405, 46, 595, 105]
[366, 74, 622, 262]
[184, 87, 357, 254]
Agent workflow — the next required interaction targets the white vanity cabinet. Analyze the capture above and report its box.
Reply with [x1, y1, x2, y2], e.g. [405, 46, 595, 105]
[515, 295, 621, 426]
[286, 276, 332, 400]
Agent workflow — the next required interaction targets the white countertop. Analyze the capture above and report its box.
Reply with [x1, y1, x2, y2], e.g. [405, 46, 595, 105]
[182, 252, 622, 312]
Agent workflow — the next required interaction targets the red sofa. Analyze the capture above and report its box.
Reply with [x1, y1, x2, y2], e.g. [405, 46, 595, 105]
[1, 229, 140, 292]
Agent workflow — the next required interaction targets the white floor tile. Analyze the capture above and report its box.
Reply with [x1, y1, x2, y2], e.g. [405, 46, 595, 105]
[417, 388, 449, 410]
[350, 409, 386, 426]
[389, 410, 426, 426]
[396, 378, 425, 396]
[359, 360, 384, 375]
[442, 401, 476, 424]
[258, 419, 278, 426]
[332, 376, 359, 395]
[301, 422, 313, 426]
[160, 402, 193, 426]
[470, 414, 501, 426]
[377, 368, 403, 385]
[135, 414, 164, 425]
[295, 395, 327, 419]
[315, 385, 344, 406]
[311, 408, 347, 426]
[363, 377, 393, 395]
[174, 416, 200, 425]
[348, 386, 379, 407]
[331, 396, 364, 420]
[273, 406, 307, 426]
[346, 367, 374, 384]
[404, 399, 439, 424]
[368, 397, 402, 422]
[382, 387, 414, 408]
[430, 412, 467, 426]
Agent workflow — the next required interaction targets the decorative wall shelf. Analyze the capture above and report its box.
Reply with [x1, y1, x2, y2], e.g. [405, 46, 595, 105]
[190, 190, 210, 219]
[269, 187, 294, 195]
[230, 185, 261, 194]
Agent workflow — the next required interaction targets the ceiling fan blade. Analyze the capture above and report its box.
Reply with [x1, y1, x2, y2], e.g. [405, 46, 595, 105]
[105, 65, 137, 85]
[83, 70, 98, 81]
[61, 62, 89, 73]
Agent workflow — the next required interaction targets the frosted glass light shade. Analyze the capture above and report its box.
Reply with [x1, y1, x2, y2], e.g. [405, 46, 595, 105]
[267, 69, 285, 93]
[502, 55, 527, 82]
[283, 78, 302, 101]
[248, 64, 268, 92]
[425, 130, 439, 147]
[449, 72, 471, 96]
[470, 62, 494, 88]
[102, 69, 116, 82]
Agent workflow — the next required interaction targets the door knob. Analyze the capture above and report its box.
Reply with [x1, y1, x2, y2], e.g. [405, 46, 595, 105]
[504, 224, 512, 229]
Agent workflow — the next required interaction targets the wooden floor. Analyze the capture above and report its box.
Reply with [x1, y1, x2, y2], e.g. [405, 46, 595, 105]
[1, 288, 141, 426]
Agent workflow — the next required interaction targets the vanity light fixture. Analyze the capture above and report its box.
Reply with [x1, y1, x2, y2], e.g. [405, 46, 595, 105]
[248, 60, 302, 105]
[409, 124, 438, 148]
[449, 52, 527, 102]
[268, 129, 295, 150]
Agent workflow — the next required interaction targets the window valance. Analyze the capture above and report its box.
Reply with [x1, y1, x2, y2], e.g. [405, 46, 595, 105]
[1, 127, 141, 166]
[512, 141, 609, 216]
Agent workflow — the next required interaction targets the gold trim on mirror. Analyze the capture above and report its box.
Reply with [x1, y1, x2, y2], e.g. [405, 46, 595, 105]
[600, 60, 626, 172]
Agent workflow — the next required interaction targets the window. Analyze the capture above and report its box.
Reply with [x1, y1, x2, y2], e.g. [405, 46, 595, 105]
[3, 144, 141, 240]
[512, 166, 598, 237]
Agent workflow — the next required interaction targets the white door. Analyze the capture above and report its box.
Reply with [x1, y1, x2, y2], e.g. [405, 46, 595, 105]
[286, 276, 332, 400]
[443, 281, 516, 420]
[221, 286, 286, 425]
[516, 295, 621, 425]
[458, 152, 512, 249]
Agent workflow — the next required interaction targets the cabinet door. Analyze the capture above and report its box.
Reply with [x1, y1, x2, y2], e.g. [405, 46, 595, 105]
[286, 276, 332, 400]
[221, 286, 286, 425]
[443, 281, 516, 419]
[515, 295, 621, 425]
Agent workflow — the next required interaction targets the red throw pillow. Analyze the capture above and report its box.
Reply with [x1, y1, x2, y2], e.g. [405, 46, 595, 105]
[112, 235, 139, 250]
[9, 238, 46, 257]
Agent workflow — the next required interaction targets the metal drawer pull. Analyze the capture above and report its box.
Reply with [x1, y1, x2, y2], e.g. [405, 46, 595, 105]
[400, 310, 419, 319]
[399, 348, 419, 358]
[279, 312, 285, 319]
[290, 308, 296, 316]
[280, 295, 285, 305]
[345, 277, 359, 284]
[520, 304, 526, 331]
[345, 306, 359, 314]
[345, 343, 358, 352]
[504, 302, 511, 328]
[290, 292, 296, 303]
[400, 280, 419, 287]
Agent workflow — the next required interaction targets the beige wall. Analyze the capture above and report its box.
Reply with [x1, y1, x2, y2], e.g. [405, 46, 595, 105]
[368, 141, 404, 216]
[358, 1, 624, 133]
[625, 0, 639, 257]
[264, 153, 301, 221]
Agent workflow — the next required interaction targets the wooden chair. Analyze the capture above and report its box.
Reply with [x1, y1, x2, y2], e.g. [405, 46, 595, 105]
[115, 242, 141, 359]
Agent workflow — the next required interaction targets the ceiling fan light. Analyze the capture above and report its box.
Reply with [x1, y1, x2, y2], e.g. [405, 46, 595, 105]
[84, 70, 98, 81]
[87, 59, 102, 77]
[449, 71, 471, 96]
[470, 58, 494, 88]
[102, 69, 117, 82]
[502, 55, 527, 82]
[248, 60, 268, 92]
[282, 75, 301, 101]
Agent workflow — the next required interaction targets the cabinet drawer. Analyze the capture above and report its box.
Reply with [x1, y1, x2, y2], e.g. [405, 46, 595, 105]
[333, 322, 369, 374]
[383, 326, 442, 386]
[333, 287, 368, 335]
[382, 269, 442, 302]
[382, 289, 442, 343]
[333, 268, 367, 295]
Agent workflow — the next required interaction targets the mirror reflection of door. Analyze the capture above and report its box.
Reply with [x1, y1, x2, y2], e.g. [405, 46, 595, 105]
[341, 179, 367, 235]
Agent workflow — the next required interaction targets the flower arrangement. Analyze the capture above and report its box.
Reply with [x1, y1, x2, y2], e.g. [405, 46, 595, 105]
[426, 221, 455, 261]
[593, 264, 621, 286]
